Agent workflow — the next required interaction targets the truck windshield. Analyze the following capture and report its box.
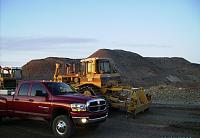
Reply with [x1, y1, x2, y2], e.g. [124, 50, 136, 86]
[45, 82, 76, 95]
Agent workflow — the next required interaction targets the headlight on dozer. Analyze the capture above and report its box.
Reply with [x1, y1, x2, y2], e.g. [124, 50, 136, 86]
[71, 103, 86, 111]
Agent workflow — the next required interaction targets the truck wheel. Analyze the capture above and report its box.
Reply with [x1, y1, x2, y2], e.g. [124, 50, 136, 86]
[52, 115, 74, 137]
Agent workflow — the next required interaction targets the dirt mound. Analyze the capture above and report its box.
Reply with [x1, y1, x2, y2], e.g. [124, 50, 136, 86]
[89, 49, 200, 87]
[22, 57, 80, 80]
[22, 49, 200, 87]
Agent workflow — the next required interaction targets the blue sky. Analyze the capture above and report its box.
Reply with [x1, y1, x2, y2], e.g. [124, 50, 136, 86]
[0, 0, 200, 66]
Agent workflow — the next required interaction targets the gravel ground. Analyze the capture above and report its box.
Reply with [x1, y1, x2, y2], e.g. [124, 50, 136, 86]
[0, 105, 200, 138]
[145, 85, 200, 105]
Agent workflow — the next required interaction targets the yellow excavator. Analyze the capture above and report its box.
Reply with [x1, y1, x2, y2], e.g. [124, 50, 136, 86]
[54, 57, 151, 117]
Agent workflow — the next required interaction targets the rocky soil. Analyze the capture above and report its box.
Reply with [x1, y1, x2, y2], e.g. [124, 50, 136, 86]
[145, 85, 200, 105]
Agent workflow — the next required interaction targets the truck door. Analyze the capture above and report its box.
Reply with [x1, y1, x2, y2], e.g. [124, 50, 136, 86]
[29, 82, 51, 118]
[14, 82, 31, 117]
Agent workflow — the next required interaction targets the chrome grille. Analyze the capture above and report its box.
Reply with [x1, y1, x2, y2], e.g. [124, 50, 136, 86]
[87, 99, 106, 112]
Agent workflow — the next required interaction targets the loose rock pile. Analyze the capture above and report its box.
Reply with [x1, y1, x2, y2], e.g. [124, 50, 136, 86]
[145, 85, 200, 105]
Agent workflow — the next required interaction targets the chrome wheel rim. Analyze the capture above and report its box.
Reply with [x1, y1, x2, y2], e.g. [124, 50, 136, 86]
[56, 120, 67, 135]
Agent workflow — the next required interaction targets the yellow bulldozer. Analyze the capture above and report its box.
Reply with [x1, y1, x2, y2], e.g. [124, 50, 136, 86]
[54, 57, 151, 117]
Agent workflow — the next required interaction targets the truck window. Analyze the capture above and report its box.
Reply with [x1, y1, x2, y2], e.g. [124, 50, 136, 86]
[45, 82, 75, 95]
[18, 83, 30, 96]
[31, 83, 47, 97]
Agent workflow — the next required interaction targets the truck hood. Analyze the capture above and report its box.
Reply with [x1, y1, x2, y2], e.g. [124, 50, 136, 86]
[52, 93, 95, 104]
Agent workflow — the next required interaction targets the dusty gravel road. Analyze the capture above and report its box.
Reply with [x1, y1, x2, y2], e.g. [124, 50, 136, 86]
[0, 104, 200, 138]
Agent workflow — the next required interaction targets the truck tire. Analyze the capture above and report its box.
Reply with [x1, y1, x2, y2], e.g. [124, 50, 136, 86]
[52, 115, 74, 137]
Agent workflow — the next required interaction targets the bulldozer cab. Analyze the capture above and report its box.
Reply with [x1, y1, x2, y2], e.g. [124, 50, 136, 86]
[79, 58, 121, 88]
[80, 58, 114, 75]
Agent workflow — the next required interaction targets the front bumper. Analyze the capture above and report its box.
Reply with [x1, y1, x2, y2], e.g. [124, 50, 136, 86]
[71, 111, 108, 125]
[72, 114, 108, 125]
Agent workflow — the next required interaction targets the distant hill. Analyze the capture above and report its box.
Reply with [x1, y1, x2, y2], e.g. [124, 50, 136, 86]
[22, 49, 200, 87]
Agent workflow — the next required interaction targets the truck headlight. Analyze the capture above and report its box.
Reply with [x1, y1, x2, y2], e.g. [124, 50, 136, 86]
[71, 103, 86, 111]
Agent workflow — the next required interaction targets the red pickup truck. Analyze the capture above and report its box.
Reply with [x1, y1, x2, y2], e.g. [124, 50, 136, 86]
[0, 80, 108, 137]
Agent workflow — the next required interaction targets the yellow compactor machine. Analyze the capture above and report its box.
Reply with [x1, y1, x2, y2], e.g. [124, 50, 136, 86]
[54, 57, 151, 117]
